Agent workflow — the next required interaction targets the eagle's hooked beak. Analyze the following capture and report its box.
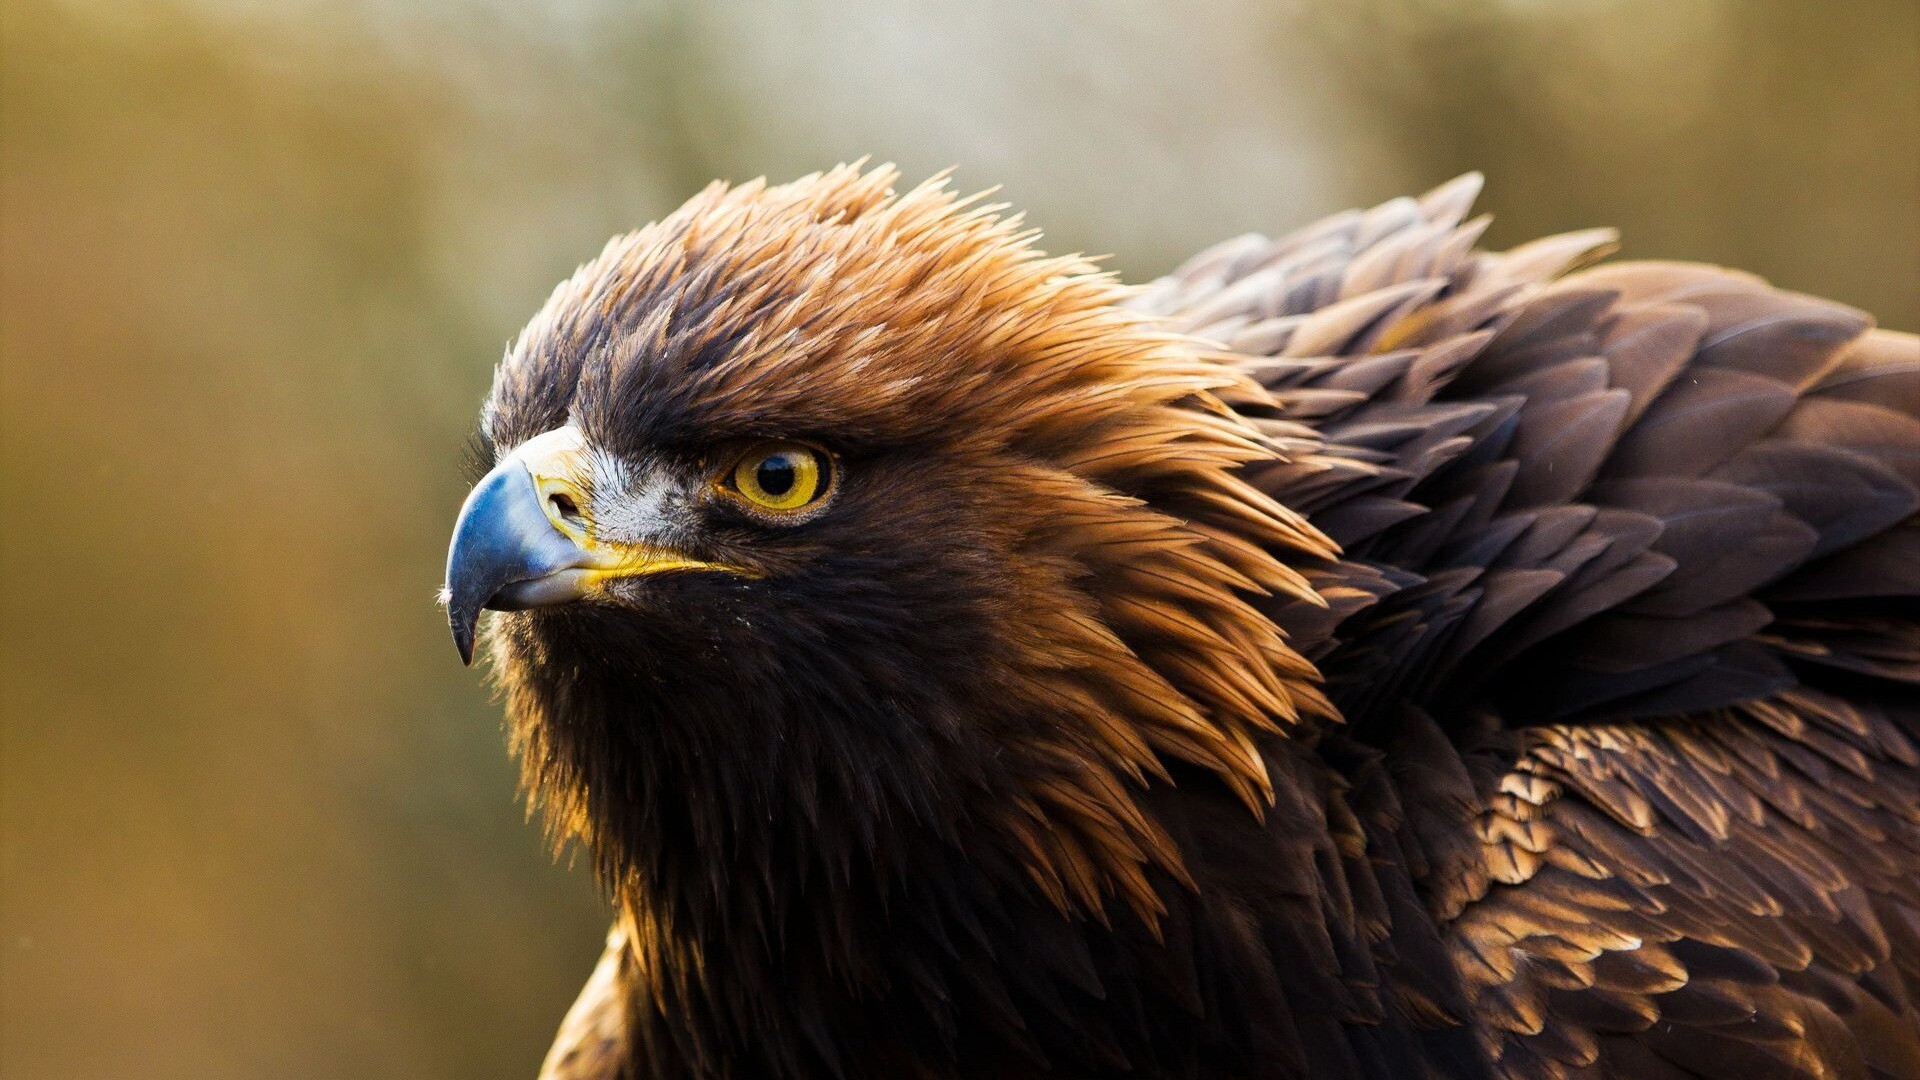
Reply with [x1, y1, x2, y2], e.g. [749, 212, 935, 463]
[442, 426, 734, 665]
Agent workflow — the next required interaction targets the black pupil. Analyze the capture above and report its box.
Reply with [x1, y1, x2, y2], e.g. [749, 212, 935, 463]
[756, 454, 798, 497]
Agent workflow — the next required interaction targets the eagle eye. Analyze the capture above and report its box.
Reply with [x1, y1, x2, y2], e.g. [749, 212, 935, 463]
[723, 441, 830, 514]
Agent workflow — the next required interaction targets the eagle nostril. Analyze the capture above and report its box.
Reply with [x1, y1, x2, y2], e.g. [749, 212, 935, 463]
[549, 492, 584, 523]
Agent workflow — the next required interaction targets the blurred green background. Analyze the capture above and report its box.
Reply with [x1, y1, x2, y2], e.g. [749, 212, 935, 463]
[2, 1, 1914, 1077]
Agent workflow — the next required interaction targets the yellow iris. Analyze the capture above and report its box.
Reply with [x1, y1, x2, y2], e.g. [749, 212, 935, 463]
[728, 442, 828, 512]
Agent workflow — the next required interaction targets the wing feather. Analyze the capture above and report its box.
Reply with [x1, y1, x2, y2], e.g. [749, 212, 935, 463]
[537, 926, 631, 1080]
[1146, 177, 1920, 1077]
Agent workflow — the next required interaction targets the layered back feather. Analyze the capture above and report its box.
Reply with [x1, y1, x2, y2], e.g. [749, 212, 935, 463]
[1134, 173, 1918, 727]
[1123, 174, 1920, 1079]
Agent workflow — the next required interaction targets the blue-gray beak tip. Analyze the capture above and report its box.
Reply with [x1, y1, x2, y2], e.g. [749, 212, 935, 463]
[444, 459, 591, 667]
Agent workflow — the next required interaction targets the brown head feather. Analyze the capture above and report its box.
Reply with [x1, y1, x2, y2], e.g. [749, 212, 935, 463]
[487, 163, 1335, 929]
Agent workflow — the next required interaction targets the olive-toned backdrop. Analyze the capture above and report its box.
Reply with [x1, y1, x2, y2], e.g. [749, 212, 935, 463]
[3, 2, 1914, 1077]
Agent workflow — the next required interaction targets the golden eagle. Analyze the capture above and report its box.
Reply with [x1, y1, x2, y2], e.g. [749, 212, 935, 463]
[443, 166, 1920, 1080]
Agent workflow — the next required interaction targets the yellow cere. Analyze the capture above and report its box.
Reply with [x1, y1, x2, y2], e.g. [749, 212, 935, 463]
[512, 425, 761, 582]
[514, 427, 599, 545]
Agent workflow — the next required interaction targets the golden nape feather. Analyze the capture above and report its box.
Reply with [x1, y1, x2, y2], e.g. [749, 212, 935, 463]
[441, 165, 1920, 1080]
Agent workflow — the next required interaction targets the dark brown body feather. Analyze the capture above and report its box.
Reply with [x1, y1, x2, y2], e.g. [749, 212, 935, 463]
[496, 170, 1920, 1080]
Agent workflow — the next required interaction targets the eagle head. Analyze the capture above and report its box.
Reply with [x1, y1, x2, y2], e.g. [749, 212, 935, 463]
[444, 164, 1331, 929]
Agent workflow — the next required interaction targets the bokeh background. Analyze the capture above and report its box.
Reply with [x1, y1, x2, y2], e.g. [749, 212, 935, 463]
[3, 1, 1915, 1077]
